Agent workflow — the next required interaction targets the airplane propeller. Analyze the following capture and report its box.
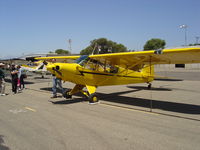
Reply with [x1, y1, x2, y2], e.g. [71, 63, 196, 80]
[52, 65, 62, 76]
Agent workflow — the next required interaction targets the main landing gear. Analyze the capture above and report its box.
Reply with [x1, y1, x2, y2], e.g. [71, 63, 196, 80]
[63, 84, 99, 104]
[63, 89, 72, 99]
[88, 93, 99, 104]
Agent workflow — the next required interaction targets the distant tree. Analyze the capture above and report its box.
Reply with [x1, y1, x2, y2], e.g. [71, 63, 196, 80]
[80, 38, 127, 55]
[143, 38, 166, 50]
[80, 46, 94, 55]
[55, 49, 70, 54]
[189, 43, 200, 46]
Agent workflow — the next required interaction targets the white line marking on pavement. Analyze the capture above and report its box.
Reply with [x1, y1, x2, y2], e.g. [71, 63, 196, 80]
[25, 107, 36, 112]
[9, 109, 27, 114]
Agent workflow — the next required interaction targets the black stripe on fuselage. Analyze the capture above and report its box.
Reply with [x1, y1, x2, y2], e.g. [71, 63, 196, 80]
[78, 71, 142, 79]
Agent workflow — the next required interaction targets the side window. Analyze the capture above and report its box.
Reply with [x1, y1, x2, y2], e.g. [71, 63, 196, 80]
[109, 65, 119, 73]
[83, 58, 119, 74]
[84, 60, 96, 70]
[79, 59, 88, 66]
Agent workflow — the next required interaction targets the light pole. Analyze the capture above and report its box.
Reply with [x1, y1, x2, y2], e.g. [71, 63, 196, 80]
[195, 36, 200, 44]
[68, 39, 72, 54]
[180, 24, 188, 46]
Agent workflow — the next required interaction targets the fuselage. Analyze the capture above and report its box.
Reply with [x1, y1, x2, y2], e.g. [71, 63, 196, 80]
[46, 62, 154, 87]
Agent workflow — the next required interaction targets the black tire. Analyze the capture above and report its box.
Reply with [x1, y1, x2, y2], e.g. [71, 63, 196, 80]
[63, 89, 72, 99]
[88, 93, 99, 103]
[148, 83, 152, 90]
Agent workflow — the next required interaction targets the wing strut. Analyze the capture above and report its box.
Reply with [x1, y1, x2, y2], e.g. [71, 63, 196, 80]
[117, 57, 148, 75]
[147, 56, 153, 89]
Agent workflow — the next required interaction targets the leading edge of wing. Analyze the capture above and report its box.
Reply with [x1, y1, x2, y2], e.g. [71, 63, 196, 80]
[35, 55, 80, 60]
[89, 47, 200, 66]
[89, 47, 200, 58]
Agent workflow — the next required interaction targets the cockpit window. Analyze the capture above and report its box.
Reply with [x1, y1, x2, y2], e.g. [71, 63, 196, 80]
[75, 55, 119, 73]
[75, 55, 89, 65]
[83, 58, 119, 73]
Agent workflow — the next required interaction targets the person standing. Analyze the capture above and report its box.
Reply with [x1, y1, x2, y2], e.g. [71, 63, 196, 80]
[18, 65, 26, 90]
[10, 65, 18, 94]
[20, 68, 26, 90]
[0, 63, 6, 96]
[51, 59, 64, 98]
[51, 76, 65, 98]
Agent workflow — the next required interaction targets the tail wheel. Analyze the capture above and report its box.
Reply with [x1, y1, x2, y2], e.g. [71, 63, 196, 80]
[63, 89, 72, 99]
[148, 83, 152, 89]
[88, 93, 99, 103]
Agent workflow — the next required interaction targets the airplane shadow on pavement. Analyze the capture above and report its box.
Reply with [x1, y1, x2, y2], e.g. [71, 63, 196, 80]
[49, 98, 84, 105]
[127, 86, 172, 91]
[41, 87, 200, 115]
[99, 86, 200, 115]
[41, 87, 86, 105]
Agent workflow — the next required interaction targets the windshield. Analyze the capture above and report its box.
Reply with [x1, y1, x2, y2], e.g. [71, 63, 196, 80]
[75, 55, 89, 65]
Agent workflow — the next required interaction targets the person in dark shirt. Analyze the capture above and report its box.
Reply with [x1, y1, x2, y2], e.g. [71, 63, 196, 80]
[51, 59, 64, 98]
[0, 64, 6, 96]
[10, 65, 18, 94]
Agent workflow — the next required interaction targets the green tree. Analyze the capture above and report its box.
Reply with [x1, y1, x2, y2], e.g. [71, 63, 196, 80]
[189, 43, 200, 46]
[80, 38, 127, 55]
[143, 38, 166, 50]
[55, 49, 70, 54]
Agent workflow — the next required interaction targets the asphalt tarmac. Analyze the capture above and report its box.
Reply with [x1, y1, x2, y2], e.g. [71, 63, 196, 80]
[0, 71, 200, 150]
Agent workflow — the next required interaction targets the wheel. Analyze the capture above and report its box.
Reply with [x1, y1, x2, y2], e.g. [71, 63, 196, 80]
[88, 93, 99, 104]
[63, 89, 72, 99]
[148, 83, 152, 89]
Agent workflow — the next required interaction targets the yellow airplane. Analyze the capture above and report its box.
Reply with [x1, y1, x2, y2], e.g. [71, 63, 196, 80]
[37, 47, 200, 103]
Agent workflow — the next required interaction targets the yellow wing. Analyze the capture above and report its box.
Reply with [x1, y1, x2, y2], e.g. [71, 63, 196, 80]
[35, 55, 80, 63]
[89, 47, 200, 69]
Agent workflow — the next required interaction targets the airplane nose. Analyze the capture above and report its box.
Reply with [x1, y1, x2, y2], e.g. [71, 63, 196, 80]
[46, 63, 63, 75]
[55, 65, 60, 71]
[47, 63, 78, 76]
[46, 64, 55, 72]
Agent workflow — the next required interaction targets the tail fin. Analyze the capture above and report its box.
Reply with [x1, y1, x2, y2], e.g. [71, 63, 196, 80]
[142, 65, 154, 82]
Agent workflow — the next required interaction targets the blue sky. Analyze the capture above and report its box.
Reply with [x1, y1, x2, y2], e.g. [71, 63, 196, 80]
[0, 0, 200, 58]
